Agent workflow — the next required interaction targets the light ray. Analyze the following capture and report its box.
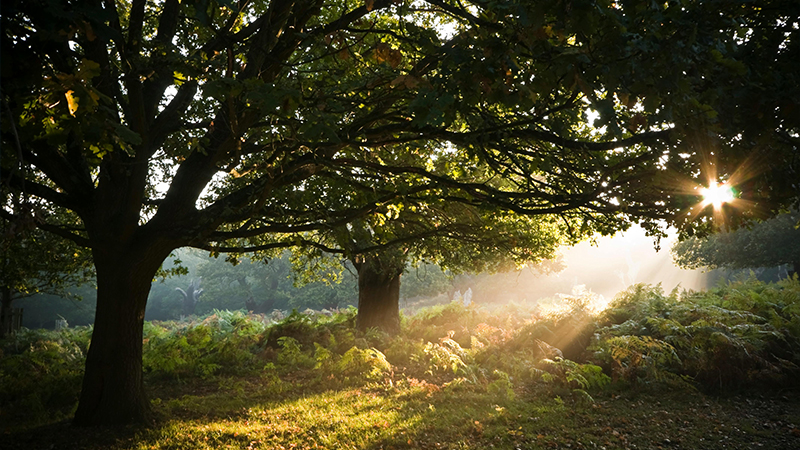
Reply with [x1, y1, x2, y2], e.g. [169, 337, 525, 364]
[700, 181, 735, 210]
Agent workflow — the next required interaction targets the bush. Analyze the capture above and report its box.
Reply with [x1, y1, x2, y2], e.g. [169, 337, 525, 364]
[142, 311, 267, 380]
[591, 280, 800, 391]
[335, 347, 392, 384]
[404, 301, 478, 347]
[0, 327, 92, 428]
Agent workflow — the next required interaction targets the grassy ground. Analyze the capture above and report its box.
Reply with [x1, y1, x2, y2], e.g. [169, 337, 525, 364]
[4, 279, 800, 449]
[5, 374, 800, 450]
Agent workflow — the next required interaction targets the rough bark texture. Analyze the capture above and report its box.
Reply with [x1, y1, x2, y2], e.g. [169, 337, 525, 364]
[72, 238, 172, 426]
[355, 255, 403, 334]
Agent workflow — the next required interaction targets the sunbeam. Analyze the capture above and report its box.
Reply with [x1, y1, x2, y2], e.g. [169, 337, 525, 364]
[700, 181, 735, 210]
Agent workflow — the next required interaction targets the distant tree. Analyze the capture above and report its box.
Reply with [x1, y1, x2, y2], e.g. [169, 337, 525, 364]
[672, 212, 800, 279]
[401, 262, 450, 301]
[1, 212, 93, 337]
[196, 251, 356, 313]
[174, 278, 203, 316]
[16, 283, 98, 329]
[288, 197, 574, 332]
[196, 255, 278, 313]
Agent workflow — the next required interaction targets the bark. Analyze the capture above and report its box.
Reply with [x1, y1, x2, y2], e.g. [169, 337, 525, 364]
[72, 237, 173, 426]
[0, 286, 12, 339]
[355, 255, 403, 334]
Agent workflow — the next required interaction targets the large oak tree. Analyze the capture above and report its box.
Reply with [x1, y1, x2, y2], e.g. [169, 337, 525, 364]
[2, 0, 798, 426]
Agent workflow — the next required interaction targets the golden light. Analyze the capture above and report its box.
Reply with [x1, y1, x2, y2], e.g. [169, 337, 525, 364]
[700, 181, 735, 210]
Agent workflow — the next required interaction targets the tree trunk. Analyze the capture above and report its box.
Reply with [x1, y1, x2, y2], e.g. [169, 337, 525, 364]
[355, 254, 403, 334]
[0, 286, 12, 339]
[72, 239, 172, 426]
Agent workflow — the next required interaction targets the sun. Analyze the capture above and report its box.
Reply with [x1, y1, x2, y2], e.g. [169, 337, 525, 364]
[700, 181, 735, 209]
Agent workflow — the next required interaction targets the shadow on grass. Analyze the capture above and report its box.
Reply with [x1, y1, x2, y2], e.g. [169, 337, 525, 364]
[0, 375, 669, 450]
[125, 376, 576, 450]
[8, 376, 800, 450]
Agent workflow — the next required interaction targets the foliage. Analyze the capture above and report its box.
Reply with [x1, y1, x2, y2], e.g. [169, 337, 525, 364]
[335, 346, 392, 384]
[537, 357, 611, 401]
[598, 335, 687, 387]
[0, 216, 94, 300]
[401, 263, 451, 300]
[593, 280, 800, 390]
[198, 251, 359, 315]
[672, 211, 800, 277]
[0, 217, 94, 336]
[418, 338, 476, 380]
[3, 278, 799, 433]
[0, 327, 92, 427]
[5, 0, 798, 423]
[486, 370, 515, 402]
[275, 336, 316, 371]
[142, 311, 267, 380]
[404, 300, 480, 347]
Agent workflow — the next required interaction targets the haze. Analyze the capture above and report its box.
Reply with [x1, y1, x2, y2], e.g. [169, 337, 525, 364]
[434, 225, 707, 311]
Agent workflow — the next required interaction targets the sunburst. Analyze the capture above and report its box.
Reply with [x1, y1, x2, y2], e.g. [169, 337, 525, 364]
[700, 181, 735, 210]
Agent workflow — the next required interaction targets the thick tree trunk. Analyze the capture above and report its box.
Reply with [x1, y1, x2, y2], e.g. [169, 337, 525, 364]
[72, 239, 172, 426]
[355, 255, 403, 334]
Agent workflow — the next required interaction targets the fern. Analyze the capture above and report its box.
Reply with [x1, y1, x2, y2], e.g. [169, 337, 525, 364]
[276, 336, 315, 370]
[335, 347, 392, 384]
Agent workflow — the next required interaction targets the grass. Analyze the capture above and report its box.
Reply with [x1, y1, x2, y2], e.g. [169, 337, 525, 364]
[6, 377, 800, 449]
[3, 279, 800, 448]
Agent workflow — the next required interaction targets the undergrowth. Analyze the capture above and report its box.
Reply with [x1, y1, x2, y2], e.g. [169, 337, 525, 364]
[2, 277, 799, 431]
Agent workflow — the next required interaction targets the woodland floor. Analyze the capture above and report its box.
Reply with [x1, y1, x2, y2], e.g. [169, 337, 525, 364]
[4, 377, 800, 450]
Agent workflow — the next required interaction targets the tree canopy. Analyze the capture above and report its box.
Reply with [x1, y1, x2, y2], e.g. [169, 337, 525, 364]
[672, 211, 800, 278]
[2, 0, 799, 426]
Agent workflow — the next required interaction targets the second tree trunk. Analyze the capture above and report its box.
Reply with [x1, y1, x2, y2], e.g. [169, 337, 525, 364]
[355, 254, 404, 334]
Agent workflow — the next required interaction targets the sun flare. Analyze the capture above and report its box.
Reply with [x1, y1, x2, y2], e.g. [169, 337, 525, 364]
[700, 181, 735, 209]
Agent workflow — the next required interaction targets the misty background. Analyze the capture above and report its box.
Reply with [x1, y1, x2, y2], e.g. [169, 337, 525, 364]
[18, 225, 784, 329]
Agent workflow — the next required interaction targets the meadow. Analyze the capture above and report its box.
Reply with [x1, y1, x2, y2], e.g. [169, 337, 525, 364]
[3, 279, 800, 449]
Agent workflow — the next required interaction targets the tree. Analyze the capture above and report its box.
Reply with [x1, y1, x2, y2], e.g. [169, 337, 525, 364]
[672, 211, 800, 279]
[174, 278, 203, 316]
[1, 213, 94, 337]
[2, 0, 796, 426]
[291, 197, 574, 332]
[196, 251, 357, 313]
[400, 262, 450, 301]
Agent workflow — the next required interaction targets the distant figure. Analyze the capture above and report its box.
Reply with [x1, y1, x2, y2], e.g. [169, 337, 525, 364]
[55, 316, 68, 331]
[463, 288, 473, 306]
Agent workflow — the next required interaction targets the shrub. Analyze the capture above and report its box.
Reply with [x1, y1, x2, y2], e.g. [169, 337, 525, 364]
[404, 301, 478, 347]
[276, 336, 315, 370]
[535, 357, 610, 402]
[383, 335, 428, 368]
[142, 311, 266, 380]
[487, 370, 515, 402]
[591, 280, 800, 391]
[0, 327, 92, 428]
[335, 347, 392, 384]
[413, 337, 479, 383]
